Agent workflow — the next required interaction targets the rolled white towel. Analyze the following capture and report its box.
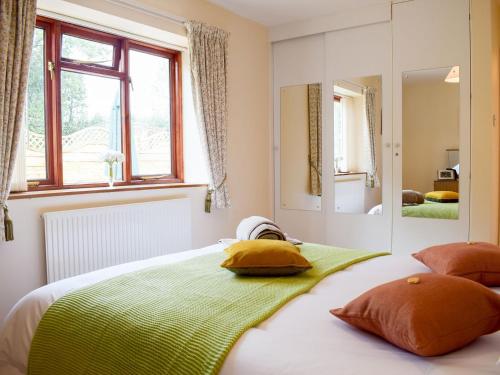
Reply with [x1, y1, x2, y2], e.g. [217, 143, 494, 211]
[236, 216, 286, 241]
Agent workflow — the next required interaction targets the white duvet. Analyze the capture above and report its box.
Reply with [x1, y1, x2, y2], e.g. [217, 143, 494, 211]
[1, 243, 499, 375]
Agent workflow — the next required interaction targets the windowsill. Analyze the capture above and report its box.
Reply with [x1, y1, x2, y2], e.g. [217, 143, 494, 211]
[334, 172, 367, 176]
[8, 183, 208, 200]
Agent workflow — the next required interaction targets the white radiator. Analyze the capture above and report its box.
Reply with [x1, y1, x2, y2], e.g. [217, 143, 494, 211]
[43, 198, 192, 283]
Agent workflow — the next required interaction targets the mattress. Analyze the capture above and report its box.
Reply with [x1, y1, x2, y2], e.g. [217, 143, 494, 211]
[1, 243, 499, 375]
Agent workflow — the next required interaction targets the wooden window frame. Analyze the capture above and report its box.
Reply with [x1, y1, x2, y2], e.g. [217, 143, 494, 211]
[29, 16, 183, 191]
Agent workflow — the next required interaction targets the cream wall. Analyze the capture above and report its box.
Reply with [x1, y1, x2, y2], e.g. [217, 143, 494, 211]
[470, 0, 500, 243]
[0, 0, 270, 322]
[402, 80, 460, 194]
[492, 0, 500, 244]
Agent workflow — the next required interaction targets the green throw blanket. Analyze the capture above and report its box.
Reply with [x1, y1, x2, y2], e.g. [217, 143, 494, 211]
[402, 201, 459, 220]
[28, 243, 388, 375]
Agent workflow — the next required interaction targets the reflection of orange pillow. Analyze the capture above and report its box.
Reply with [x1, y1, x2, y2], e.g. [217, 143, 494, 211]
[331, 273, 500, 356]
[413, 242, 500, 286]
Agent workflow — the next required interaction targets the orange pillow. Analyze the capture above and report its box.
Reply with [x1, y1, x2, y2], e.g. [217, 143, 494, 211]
[413, 242, 500, 286]
[330, 273, 500, 356]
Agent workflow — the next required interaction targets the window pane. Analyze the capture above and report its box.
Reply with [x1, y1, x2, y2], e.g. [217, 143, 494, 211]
[61, 71, 122, 184]
[62, 34, 114, 67]
[26, 27, 47, 181]
[334, 100, 346, 171]
[129, 49, 171, 176]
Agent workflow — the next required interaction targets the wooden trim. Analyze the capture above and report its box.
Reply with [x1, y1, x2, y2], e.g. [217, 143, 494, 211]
[128, 42, 183, 182]
[46, 20, 57, 186]
[127, 40, 178, 59]
[54, 20, 64, 187]
[60, 23, 122, 70]
[10, 183, 208, 200]
[29, 15, 185, 191]
[174, 52, 184, 182]
[28, 177, 183, 191]
[59, 61, 126, 79]
[122, 39, 132, 184]
[128, 178, 182, 185]
[31, 19, 56, 186]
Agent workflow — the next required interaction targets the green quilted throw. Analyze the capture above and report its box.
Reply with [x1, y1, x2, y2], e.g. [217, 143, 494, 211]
[402, 202, 459, 220]
[28, 243, 388, 375]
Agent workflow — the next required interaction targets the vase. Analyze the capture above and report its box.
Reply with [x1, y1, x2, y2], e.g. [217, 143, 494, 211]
[108, 163, 115, 187]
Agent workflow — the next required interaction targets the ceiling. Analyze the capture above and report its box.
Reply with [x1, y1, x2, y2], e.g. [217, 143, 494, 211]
[207, 0, 391, 27]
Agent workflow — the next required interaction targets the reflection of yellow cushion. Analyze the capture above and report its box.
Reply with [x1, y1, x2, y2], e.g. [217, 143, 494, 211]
[425, 191, 459, 203]
[221, 240, 311, 276]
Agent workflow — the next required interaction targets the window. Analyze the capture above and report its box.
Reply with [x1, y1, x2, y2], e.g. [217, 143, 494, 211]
[333, 95, 347, 172]
[61, 34, 115, 67]
[25, 16, 183, 189]
[129, 48, 172, 177]
[26, 26, 48, 181]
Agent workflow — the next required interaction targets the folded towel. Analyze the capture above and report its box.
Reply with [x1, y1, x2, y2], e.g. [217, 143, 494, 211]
[285, 236, 303, 245]
[236, 216, 286, 241]
[218, 238, 239, 246]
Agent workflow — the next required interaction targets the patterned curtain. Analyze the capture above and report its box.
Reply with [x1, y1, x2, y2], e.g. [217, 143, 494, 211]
[10, 124, 28, 192]
[0, 0, 37, 241]
[185, 21, 230, 212]
[364, 87, 379, 188]
[308, 84, 322, 196]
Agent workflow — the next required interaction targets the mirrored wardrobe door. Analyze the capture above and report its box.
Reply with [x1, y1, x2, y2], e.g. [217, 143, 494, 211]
[392, 0, 470, 254]
[333, 76, 383, 216]
[324, 22, 393, 252]
[401, 67, 460, 221]
[273, 33, 326, 243]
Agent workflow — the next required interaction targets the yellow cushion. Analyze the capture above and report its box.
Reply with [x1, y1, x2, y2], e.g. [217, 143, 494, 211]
[224, 239, 300, 255]
[221, 240, 311, 276]
[425, 191, 459, 203]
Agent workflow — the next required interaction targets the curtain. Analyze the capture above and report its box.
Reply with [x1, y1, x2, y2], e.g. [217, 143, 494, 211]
[185, 20, 230, 212]
[364, 87, 379, 188]
[0, 0, 37, 241]
[308, 84, 322, 196]
[10, 124, 28, 192]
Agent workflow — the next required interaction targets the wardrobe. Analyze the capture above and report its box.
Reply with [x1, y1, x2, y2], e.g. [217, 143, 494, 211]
[273, 0, 471, 254]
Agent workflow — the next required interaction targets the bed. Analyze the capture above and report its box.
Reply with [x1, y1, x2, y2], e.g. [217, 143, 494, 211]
[369, 201, 459, 220]
[1, 243, 498, 375]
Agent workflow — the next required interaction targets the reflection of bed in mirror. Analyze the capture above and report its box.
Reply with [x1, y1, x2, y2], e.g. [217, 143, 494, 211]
[369, 186, 459, 219]
[369, 201, 458, 220]
[399, 66, 461, 220]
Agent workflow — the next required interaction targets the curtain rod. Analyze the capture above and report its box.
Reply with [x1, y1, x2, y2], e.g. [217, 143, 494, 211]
[102, 0, 186, 26]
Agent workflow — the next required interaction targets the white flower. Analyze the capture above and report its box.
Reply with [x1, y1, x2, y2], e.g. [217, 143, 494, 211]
[101, 150, 125, 164]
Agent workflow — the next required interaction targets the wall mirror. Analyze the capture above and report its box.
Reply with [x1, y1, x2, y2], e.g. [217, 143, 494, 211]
[280, 83, 322, 211]
[402, 66, 460, 220]
[333, 75, 383, 215]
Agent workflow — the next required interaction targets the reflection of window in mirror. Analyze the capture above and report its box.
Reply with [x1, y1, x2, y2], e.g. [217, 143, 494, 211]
[401, 66, 460, 220]
[333, 96, 347, 173]
[333, 76, 383, 215]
